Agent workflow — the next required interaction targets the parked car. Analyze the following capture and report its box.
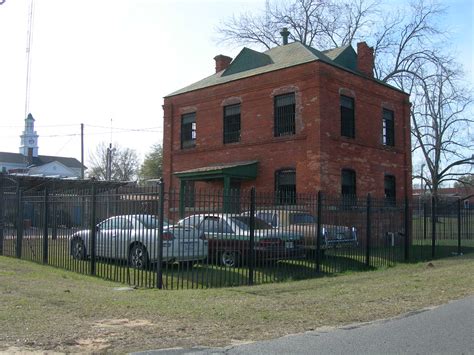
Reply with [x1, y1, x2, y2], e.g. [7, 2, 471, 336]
[70, 214, 208, 269]
[241, 209, 358, 252]
[176, 213, 305, 267]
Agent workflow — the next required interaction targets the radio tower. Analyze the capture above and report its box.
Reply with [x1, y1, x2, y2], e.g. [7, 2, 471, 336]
[24, 0, 35, 118]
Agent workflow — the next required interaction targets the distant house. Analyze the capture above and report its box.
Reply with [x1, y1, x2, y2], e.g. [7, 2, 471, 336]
[413, 187, 474, 209]
[162, 32, 412, 204]
[0, 113, 85, 178]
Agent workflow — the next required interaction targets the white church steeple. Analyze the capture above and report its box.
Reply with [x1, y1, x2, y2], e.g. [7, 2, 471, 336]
[19, 113, 39, 157]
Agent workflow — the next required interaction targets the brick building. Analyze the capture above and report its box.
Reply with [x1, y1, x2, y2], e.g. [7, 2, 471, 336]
[162, 36, 412, 205]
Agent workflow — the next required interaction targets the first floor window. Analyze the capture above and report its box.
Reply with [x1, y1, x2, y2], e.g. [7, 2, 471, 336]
[183, 180, 195, 208]
[384, 175, 396, 205]
[341, 169, 356, 196]
[181, 113, 196, 149]
[274, 93, 296, 137]
[223, 104, 241, 144]
[275, 169, 296, 204]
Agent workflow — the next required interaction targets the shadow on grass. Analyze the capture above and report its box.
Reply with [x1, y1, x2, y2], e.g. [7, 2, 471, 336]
[3, 237, 473, 289]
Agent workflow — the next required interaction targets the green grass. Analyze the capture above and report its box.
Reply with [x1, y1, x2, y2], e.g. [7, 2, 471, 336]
[0, 254, 472, 353]
[3, 233, 474, 290]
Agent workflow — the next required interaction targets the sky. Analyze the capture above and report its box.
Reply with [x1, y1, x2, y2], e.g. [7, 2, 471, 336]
[0, 0, 473, 168]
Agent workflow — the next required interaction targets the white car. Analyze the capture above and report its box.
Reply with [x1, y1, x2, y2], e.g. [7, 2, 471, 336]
[70, 214, 208, 269]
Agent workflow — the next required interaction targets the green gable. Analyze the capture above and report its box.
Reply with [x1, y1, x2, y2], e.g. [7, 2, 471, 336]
[223, 48, 273, 76]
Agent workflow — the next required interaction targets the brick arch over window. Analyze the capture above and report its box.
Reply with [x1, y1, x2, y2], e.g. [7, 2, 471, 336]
[338, 88, 356, 98]
[221, 97, 242, 107]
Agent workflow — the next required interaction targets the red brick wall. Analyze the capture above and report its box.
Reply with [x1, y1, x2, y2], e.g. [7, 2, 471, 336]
[162, 60, 411, 201]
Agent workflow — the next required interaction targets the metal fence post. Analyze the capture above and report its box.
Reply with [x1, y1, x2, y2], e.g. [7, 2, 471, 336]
[90, 183, 97, 276]
[423, 201, 427, 240]
[404, 194, 410, 261]
[365, 193, 371, 267]
[248, 187, 256, 286]
[457, 198, 461, 255]
[316, 191, 322, 273]
[156, 181, 165, 289]
[16, 188, 23, 259]
[42, 189, 49, 264]
[0, 174, 4, 256]
[431, 196, 436, 259]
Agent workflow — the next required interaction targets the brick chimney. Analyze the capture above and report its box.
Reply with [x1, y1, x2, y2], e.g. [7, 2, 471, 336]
[214, 54, 233, 73]
[357, 42, 374, 78]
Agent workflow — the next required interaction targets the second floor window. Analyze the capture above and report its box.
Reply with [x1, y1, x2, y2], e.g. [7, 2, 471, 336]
[382, 109, 395, 146]
[223, 104, 241, 144]
[181, 113, 196, 149]
[341, 95, 355, 138]
[341, 169, 356, 196]
[274, 93, 296, 137]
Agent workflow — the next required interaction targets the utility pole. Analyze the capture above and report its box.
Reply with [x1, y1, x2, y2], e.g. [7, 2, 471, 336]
[81, 123, 84, 179]
[106, 143, 114, 181]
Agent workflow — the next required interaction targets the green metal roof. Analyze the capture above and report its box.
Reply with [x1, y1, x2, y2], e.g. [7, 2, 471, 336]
[222, 47, 273, 76]
[322, 45, 357, 71]
[174, 161, 258, 181]
[166, 41, 407, 97]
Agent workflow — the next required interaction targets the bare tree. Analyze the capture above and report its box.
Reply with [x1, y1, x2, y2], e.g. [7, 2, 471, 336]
[410, 61, 474, 197]
[217, 0, 473, 196]
[88, 142, 140, 182]
[216, 0, 379, 50]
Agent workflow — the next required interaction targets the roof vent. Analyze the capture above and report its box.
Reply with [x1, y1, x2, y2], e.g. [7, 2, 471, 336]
[280, 28, 290, 45]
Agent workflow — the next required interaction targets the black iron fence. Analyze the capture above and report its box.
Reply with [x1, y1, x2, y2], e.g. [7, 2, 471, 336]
[0, 177, 472, 289]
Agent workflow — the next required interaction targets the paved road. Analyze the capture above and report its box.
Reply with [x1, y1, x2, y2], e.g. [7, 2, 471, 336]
[135, 295, 474, 355]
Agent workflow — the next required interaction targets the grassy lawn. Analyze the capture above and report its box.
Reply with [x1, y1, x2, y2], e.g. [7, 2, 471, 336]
[0, 254, 473, 353]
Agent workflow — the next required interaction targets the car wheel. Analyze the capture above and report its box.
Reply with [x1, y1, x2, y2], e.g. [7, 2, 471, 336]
[129, 243, 149, 270]
[221, 251, 239, 268]
[71, 238, 86, 260]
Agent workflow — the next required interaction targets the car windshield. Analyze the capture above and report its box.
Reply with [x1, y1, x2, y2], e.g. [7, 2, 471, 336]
[231, 216, 273, 230]
[135, 215, 168, 229]
[290, 213, 316, 224]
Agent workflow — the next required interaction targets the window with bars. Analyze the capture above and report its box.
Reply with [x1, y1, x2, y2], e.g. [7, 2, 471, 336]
[341, 95, 355, 138]
[274, 93, 296, 137]
[341, 169, 356, 196]
[223, 104, 241, 144]
[183, 180, 195, 208]
[384, 175, 396, 205]
[181, 113, 196, 149]
[382, 109, 395, 146]
[275, 169, 296, 204]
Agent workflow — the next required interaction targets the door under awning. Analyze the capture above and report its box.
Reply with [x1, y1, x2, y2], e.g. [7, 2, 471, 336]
[174, 160, 258, 215]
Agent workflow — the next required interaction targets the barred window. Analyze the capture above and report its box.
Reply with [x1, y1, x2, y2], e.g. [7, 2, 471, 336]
[275, 169, 296, 204]
[341, 169, 356, 196]
[384, 175, 396, 205]
[223, 104, 241, 144]
[341, 95, 355, 138]
[274, 93, 296, 137]
[382, 109, 395, 146]
[181, 113, 196, 149]
[183, 180, 195, 208]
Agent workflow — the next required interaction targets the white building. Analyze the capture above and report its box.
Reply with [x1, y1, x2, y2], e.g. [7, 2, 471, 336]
[0, 114, 84, 178]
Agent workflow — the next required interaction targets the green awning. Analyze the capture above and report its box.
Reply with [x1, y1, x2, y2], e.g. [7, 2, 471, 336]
[174, 160, 258, 181]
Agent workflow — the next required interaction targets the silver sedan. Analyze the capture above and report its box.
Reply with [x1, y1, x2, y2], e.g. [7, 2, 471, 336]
[70, 214, 208, 269]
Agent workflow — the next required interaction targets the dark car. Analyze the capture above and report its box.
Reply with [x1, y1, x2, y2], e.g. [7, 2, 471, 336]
[242, 209, 358, 252]
[176, 214, 305, 267]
